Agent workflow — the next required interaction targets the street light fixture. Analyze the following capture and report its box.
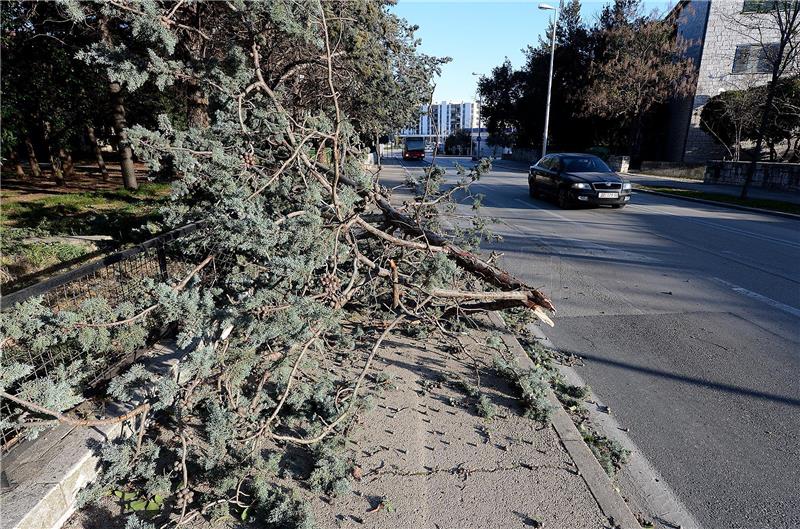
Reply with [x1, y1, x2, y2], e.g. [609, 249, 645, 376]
[539, 2, 558, 158]
[472, 72, 482, 159]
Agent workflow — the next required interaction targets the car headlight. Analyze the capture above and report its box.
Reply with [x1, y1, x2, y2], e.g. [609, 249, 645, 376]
[571, 182, 591, 189]
[622, 182, 632, 190]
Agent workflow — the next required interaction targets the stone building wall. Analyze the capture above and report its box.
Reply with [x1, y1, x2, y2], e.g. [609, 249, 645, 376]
[682, 1, 776, 162]
[664, 0, 710, 162]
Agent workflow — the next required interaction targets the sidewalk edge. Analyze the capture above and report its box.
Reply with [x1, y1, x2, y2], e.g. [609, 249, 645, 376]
[634, 187, 800, 220]
[487, 311, 642, 529]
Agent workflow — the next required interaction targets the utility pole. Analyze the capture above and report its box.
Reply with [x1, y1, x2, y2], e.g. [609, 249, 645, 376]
[539, 3, 558, 158]
[472, 72, 482, 158]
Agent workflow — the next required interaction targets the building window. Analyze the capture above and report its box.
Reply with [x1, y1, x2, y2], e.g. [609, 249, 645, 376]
[732, 43, 778, 74]
[741, 0, 778, 13]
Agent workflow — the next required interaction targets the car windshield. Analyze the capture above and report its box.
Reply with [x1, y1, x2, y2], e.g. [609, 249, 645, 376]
[562, 156, 612, 173]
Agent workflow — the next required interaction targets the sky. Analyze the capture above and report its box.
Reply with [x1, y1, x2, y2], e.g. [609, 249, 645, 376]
[391, 0, 675, 102]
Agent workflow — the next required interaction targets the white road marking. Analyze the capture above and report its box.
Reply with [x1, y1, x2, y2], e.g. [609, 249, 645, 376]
[712, 278, 800, 319]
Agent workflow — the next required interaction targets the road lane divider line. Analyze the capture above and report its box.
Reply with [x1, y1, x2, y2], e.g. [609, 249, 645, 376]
[711, 278, 800, 319]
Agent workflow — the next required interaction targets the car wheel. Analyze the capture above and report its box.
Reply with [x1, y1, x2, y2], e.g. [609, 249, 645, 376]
[557, 189, 571, 209]
[529, 181, 539, 199]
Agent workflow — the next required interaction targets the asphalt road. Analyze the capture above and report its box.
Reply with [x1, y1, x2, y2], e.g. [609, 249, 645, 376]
[385, 155, 800, 529]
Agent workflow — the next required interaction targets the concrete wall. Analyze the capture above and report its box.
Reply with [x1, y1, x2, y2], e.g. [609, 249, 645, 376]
[705, 161, 800, 191]
[683, 1, 776, 162]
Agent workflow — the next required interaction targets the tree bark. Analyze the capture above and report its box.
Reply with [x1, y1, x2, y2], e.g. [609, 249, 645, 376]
[42, 121, 65, 186]
[86, 125, 110, 181]
[187, 78, 210, 129]
[740, 81, 776, 199]
[9, 148, 26, 178]
[109, 81, 138, 190]
[629, 113, 645, 169]
[59, 148, 75, 180]
[375, 131, 381, 169]
[24, 135, 42, 178]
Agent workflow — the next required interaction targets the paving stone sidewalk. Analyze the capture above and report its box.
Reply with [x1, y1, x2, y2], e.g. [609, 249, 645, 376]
[311, 326, 612, 529]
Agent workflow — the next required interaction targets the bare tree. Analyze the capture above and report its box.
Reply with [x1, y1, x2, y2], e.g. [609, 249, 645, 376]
[726, 1, 800, 198]
[700, 78, 764, 161]
[583, 18, 697, 165]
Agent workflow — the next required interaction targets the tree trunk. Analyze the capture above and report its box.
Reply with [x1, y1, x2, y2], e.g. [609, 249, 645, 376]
[109, 81, 138, 190]
[9, 149, 26, 178]
[375, 132, 381, 169]
[43, 121, 65, 186]
[59, 148, 75, 180]
[24, 136, 43, 178]
[86, 125, 110, 181]
[187, 78, 210, 129]
[740, 84, 776, 199]
[628, 115, 645, 170]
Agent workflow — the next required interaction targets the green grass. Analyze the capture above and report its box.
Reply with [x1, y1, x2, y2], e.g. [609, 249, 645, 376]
[637, 186, 800, 215]
[19, 241, 88, 268]
[1, 183, 172, 285]
[0, 232, 92, 284]
[0, 183, 171, 240]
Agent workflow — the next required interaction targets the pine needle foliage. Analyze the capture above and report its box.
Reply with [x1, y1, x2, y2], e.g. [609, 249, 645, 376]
[1, 2, 556, 527]
[493, 355, 553, 423]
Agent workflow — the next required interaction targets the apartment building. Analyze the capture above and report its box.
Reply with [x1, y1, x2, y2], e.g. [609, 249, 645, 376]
[663, 0, 781, 163]
[400, 100, 480, 140]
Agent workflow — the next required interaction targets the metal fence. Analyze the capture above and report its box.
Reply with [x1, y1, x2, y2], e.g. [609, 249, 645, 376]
[0, 223, 202, 453]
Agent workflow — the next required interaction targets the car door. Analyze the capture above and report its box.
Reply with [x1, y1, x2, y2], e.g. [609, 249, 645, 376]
[530, 156, 547, 192]
[540, 155, 558, 195]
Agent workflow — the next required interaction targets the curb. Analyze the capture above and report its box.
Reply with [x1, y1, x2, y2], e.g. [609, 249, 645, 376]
[0, 343, 182, 529]
[634, 187, 800, 220]
[487, 311, 642, 529]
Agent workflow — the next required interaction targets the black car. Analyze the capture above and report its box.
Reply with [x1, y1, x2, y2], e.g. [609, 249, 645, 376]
[528, 153, 632, 209]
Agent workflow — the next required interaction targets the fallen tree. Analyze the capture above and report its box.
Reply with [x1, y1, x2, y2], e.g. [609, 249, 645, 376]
[0, 2, 554, 528]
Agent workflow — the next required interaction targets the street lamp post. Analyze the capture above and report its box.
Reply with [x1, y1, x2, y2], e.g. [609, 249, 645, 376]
[539, 3, 558, 158]
[471, 72, 482, 158]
